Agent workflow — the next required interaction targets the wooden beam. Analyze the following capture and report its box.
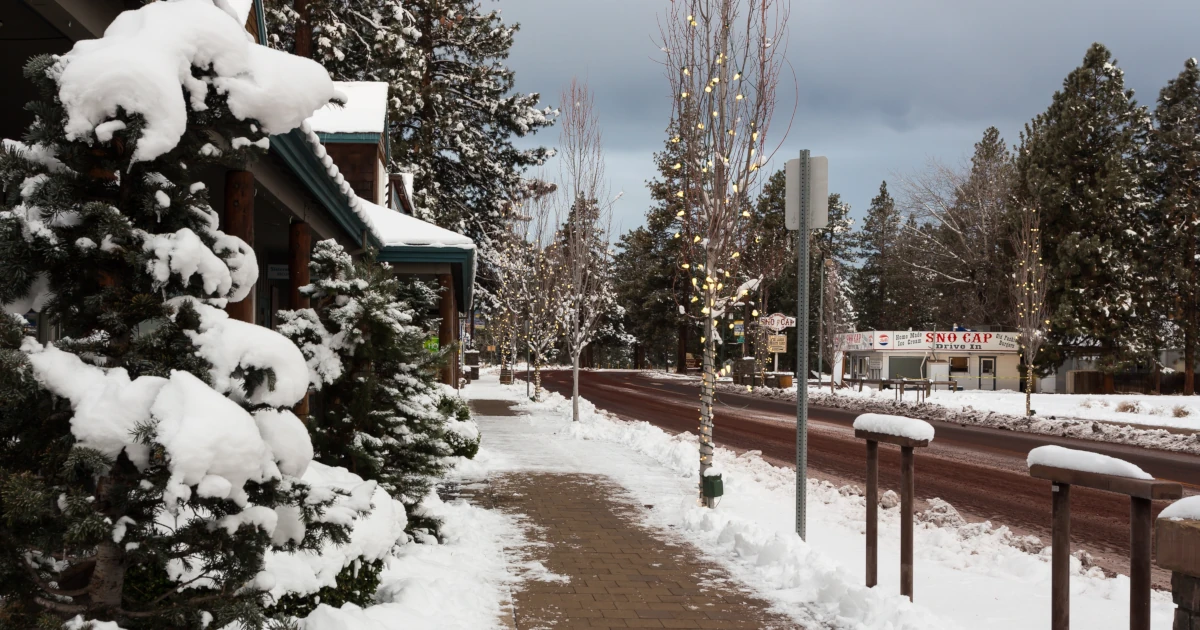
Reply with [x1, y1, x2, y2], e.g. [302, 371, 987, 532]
[853, 429, 931, 449]
[1130, 497, 1152, 630]
[865, 439, 878, 588]
[1029, 465, 1183, 501]
[439, 273, 458, 388]
[224, 170, 255, 323]
[289, 221, 311, 310]
[1052, 483, 1071, 630]
[901, 445, 915, 601]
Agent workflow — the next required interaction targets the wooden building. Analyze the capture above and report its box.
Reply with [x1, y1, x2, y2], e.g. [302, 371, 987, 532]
[0, 0, 476, 387]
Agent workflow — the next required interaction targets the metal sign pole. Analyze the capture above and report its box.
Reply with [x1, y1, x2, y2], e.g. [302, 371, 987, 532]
[796, 149, 810, 540]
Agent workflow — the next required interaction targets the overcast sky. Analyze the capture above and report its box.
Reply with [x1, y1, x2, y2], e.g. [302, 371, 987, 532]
[497, 0, 1200, 239]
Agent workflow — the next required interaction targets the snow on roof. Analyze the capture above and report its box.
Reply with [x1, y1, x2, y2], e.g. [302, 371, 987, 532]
[1027, 445, 1152, 480]
[308, 81, 389, 135]
[360, 199, 475, 249]
[853, 413, 935, 442]
[215, 0, 254, 26]
[56, 0, 336, 163]
[294, 121, 473, 251]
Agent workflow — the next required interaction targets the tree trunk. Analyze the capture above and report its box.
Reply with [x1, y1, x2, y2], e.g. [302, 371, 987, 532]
[572, 351, 581, 421]
[677, 320, 689, 374]
[1026, 364, 1033, 417]
[1103, 372, 1115, 395]
[293, 0, 312, 58]
[699, 302, 715, 508]
[88, 541, 125, 613]
[1187, 325, 1195, 396]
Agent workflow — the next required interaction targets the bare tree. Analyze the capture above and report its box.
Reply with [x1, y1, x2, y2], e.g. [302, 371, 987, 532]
[553, 79, 619, 421]
[519, 190, 562, 400]
[660, 0, 790, 506]
[896, 128, 1015, 328]
[1012, 198, 1049, 416]
[820, 259, 856, 393]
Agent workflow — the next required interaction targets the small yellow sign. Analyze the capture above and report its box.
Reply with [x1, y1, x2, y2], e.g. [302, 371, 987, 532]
[767, 335, 788, 354]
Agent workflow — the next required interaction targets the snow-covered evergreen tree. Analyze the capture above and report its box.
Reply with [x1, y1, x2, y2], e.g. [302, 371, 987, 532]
[0, 2, 344, 627]
[850, 182, 905, 330]
[1150, 58, 1200, 394]
[266, 0, 556, 241]
[1017, 43, 1153, 387]
[277, 239, 478, 514]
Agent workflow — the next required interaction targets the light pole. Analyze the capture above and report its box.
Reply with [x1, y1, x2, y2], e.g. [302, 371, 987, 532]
[786, 150, 828, 541]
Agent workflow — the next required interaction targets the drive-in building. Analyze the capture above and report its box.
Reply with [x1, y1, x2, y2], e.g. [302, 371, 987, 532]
[835, 330, 1022, 391]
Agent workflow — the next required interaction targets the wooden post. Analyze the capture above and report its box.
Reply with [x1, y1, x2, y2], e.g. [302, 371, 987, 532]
[224, 170, 254, 323]
[289, 221, 311, 310]
[289, 221, 311, 419]
[438, 273, 457, 387]
[901, 445, 915, 601]
[1130, 496, 1152, 630]
[866, 439, 879, 588]
[1052, 482, 1071, 630]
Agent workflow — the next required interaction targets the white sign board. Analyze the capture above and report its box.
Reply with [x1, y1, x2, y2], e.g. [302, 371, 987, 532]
[836, 331, 1019, 353]
[785, 155, 829, 231]
[759, 313, 796, 332]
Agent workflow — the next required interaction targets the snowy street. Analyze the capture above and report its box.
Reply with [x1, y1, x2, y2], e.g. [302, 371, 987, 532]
[444, 371, 1177, 629]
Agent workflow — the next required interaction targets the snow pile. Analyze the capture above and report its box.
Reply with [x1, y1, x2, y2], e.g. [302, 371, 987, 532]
[1027, 445, 1153, 480]
[712, 379, 1200, 455]
[310, 81, 390, 135]
[265, 462, 407, 602]
[853, 413, 935, 442]
[474, 373, 1174, 630]
[1160, 496, 1200, 521]
[55, 0, 337, 162]
[298, 490, 531, 629]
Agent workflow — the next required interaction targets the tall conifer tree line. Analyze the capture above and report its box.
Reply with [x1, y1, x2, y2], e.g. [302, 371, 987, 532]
[615, 43, 1200, 392]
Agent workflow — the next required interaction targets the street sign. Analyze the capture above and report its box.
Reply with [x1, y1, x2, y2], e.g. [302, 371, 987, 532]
[785, 155, 830, 231]
[767, 335, 787, 353]
[759, 313, 796, 332]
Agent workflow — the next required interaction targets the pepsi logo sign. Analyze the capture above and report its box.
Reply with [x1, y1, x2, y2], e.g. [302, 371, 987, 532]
[878, 334, 890, 347]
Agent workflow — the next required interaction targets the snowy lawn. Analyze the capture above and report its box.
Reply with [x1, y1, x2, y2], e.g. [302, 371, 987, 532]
[462, 371, 1174, 630]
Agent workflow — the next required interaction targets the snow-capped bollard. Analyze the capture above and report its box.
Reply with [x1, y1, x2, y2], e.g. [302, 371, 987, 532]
[1027, 445, 1182, 630]
[1158, 497, 1200, 630]
[852, 413, 935, 602]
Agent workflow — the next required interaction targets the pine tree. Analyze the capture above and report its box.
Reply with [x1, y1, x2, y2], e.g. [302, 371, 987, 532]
[277, 240, 477, 512]
[0, 5, 344, 625]
[1017, 43, 1153, 388]
[267, 0, 556, 241]
[1150, 58, 1200, 394]
[614, 122, 699, 370]
[850, 182, 904, 330]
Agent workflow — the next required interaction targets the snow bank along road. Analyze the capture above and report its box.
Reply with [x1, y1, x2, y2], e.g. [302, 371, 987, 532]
[538, 370, 1200, 582]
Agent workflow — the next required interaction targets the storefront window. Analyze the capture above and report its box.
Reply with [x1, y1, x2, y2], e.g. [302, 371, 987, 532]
[949, 357, 969, 374]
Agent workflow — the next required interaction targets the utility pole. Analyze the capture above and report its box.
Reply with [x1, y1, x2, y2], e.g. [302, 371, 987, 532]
[786, 151, 828, 541]
[817, 256, 826, 384]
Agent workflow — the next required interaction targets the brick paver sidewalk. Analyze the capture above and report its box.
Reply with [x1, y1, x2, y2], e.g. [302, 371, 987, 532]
[464, 400, 800, 629]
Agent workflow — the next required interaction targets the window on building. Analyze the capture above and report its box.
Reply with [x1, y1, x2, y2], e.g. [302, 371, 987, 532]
[949, 357, 970, 374]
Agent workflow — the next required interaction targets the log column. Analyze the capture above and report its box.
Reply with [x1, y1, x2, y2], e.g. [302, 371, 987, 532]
[290, 220, 312, 419]
[289, 221, 311, 310]
[439, 273, 459, 387]
[294, 0, 312, 58]
[224, 170, 255, 323]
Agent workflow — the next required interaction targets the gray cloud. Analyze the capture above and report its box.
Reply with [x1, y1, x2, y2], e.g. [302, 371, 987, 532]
[499, 0, 1200, 235]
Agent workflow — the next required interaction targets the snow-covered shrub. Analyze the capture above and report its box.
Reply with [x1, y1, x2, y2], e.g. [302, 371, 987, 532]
[0, 2, 342, 627]
[278, 240, 474, 525]
[1174, 405, 1191, 418]
[1115, 400, 1141, 414]
[440, 392, 481, 459]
